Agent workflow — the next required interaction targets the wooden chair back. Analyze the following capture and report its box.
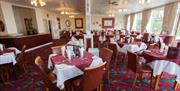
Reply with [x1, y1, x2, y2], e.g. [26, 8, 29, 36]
[34, 56, 51, 89]
[99, 47, 113, 69]
[108, 43, 118, 63]
[80, 62, 106, 91]
[127, 51, 141, 73]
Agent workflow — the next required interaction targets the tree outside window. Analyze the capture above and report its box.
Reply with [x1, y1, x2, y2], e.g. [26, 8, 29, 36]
[150, 7, 164, 34]
[135, 13, 142, 32]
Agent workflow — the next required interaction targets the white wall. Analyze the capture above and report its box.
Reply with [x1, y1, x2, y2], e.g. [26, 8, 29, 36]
[0, 1, 18, 35]
[0, 1, 85, 39]
[91, 14, 125, 30]
[13, 6, 37, 35]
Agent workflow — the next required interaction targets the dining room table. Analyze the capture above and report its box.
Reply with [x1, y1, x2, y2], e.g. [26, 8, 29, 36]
[48, 50, 103, 89]
[0, 48, 17, 65]
[115, 41, 147, 54]
[141, 49, 180, 90]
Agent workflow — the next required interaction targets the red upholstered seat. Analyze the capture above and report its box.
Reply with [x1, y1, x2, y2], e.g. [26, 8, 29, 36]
[73, 62, 106, 91]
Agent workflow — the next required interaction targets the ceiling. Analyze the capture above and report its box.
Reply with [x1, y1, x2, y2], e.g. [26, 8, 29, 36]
[2, 0, 85, 15]
[91, 0, 179, 15]
[1, 0, 179, 15]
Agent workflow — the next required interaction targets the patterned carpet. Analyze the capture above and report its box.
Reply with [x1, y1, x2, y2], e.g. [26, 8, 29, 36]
[0, 44, 179, 91]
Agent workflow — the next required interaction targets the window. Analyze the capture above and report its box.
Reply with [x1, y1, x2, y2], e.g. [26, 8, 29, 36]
[150, 7, 164, 34]
[176, 20, 180, 39]
[175, 2, 180, 39]
[127, 15, 130, 30]
[134, 13, 142, 32]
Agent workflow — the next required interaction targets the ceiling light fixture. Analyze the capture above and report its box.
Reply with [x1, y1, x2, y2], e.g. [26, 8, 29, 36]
[118, 8, 128, 12]
[108, 14, 114, 17]
[138, 0, 154, 4]
[31, 0, 46, 6]
[69, 15, 75, 18]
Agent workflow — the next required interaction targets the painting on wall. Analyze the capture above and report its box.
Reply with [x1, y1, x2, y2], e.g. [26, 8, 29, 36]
[102, 18, 115, 28]
[75, 18, 83, 29]
[24, 18, 33, 30]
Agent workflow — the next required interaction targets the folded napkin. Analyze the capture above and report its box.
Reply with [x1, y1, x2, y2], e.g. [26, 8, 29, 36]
[89, 56, 103, 68]
[110, 38, 115, 42]
[79, 47, 85, 58]
[79, 39, 84, 47]
[71, 36, 77, 41]
[130, 37, 134, 43]
[61, 46, 66, 57]
[66, 49, 72, 61]
[160, 43, 166, 52]
[164, 45, 169, 56]
[0, 44, 4, 51]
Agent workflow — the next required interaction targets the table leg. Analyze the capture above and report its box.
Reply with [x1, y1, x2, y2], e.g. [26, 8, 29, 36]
[154, 75, 161, 90]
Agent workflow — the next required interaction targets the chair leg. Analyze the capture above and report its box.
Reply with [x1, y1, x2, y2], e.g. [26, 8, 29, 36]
[154, 75, 161, 90]
[0, 74, 5, 82]
[5, 69, 9, 81]
[45, 87, 49, 91]
[173, 80, 179, 90]
[150, 72, 153, 88]
[99, 84, 103, 91]
[107, 70, 110, 81]
[132, 73, 138, 88]
[126, 69, 129, 78]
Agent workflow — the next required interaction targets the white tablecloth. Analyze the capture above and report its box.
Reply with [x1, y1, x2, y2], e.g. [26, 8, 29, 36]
[48, 54, 103, 89]
[8, 47, 21, 55]
[111, 42, 147, 54]
[148, 60, 180, 84]
[0, 52, 16, 65]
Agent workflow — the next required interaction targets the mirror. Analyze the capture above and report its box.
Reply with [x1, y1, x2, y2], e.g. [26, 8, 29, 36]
[0, 20, 5, 32]
[65, 20, 71, 27]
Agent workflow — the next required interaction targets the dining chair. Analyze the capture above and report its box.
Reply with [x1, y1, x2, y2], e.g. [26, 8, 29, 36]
[177, 42, 180, 47]
[73, 62, 106, 91]
[163, 35, 175, 46]
[0, 64, 11, 82]
[127, 51, 153, 88]
[166, 47, 180, 59]
[93, 35, 100, 48]
[34, 56, 57, 91]
[108, 43, 125, 66]
[99, 47, 113, 81]
[16, 45, 27, 73]
[142, 33, 150, 43]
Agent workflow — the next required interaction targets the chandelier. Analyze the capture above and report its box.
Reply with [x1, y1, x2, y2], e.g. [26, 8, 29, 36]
[139, 0, 154, 4]
[31, 0, 46, 6]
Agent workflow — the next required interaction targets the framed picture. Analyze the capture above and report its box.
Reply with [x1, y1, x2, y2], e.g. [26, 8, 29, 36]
[102, 18, 115, 28]
[75, 18, 83, 29]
